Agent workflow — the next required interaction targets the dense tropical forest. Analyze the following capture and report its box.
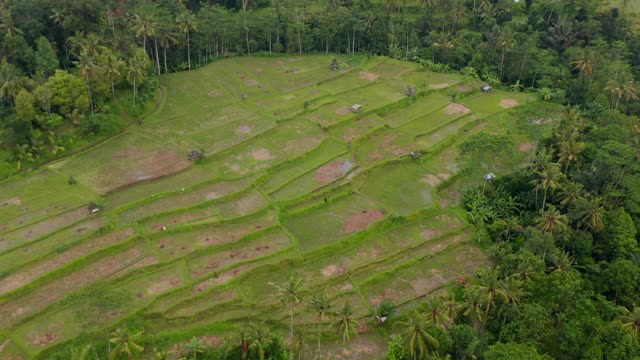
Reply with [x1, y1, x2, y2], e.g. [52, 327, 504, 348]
[1, 0, 640, 359]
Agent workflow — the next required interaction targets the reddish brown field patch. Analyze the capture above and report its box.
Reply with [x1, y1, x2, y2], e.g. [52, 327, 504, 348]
[421, 229, 444, 240]
[457, 85, 472, 93]
[252, 148, 275, 161]
[410, 269, 447, 297]
[334, 106, 351, 115]
[0, 196, 21, 207]
[321, 264, 347, 278]
[445, 103, 471, 116]
[429, 82, 452, 89]
[422, 174, 441, 187]
[316, 161, 353, 184]
[358, 71, 380, 81]
[343, 210, 385, 234]
[236, 125, 252, 134]
[100, 151, 191, 193]
[208, 90, 223, 97]
[500, 98, 519, 108]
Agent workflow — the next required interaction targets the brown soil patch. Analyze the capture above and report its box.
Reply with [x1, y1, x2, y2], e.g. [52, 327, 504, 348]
[1, 197, 21, 207]
[334, 106, 351, 116]
[421, 229, 444, 241]
[236, 125, 252, 134]
[101, 151, 191, 193]
[193, 264, 251, 293]
[321, 264, 347, 278]
[358, 71, 380, 81]
[500, 98, 519, 108]
[0, 246, 146, 329]
[457, 85, 472, 93]
[316, 161, 353, 184]
[518, 142, 535, 152]
[32, 333, 57, 347]
[254, 67, 263, 73]
[0, 227, 134, 295]
[208, 90, 223, 97]
[343, 210, 385, 234]
[410, 269, 448, 297]
[429, 82, 452, 89]
[422, 174, 441, 187]
[438, 173, 452, 180]
[445, 103, 471, 116]
[252, 148, 275, 161]
[112, 149, 145, 160]
[190, 231, 288, 280]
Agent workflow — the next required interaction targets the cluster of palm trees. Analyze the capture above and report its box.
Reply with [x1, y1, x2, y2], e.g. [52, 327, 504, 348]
[394, 269, 527, 360]
[273, 276, 360, 360]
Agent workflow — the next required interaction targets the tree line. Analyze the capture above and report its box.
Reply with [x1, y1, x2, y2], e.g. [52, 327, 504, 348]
[1, 0, 640, 176]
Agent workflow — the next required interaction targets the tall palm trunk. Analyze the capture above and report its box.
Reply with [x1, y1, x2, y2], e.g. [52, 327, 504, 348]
[317, 316, 322, 360]
[187, 31, 191, 70]
[85, 73, 94, 115]
[163, 46, 168, 73]
[154, 38, 160, 75]
[290, 304, 295, 359]
[132, 75, 136, 107]
[111, 79, 116, 101]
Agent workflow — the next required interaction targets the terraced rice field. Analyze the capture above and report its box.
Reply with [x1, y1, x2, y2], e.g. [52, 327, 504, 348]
[0, 55, 547, 359]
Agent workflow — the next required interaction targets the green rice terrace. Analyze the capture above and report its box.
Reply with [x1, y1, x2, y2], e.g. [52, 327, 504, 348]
[0, 55, 552, 359]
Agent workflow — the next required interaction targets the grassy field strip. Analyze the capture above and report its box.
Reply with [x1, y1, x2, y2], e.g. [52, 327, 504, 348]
[0, 242, 150, 329]
[116, 176, 257, 224]
[261, 138, 348, 193]
[0, 170, 100, 235]
[0, 227, 135, 297]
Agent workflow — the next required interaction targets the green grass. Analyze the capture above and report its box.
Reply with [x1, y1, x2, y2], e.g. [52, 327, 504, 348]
[358, 161, 435, 216]
[0, 55, 548, 359]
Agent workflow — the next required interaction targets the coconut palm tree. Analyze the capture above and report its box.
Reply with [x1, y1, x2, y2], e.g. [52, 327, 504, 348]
[558, 181, 584, 208]
[101, 54, 124, 101]
[248, 323, 271, 360]
[126, 48, 150, 107]
[73, 48, 95, 115]
[549, 251, 574, 276]
[421, 294, 452, 329]
[605, 80, 623, 109]
[618, 307, 640, 338]
[275, 277, 307, 357]
[621, 81, 640, 105]
[160, 30, 179, 73]
[577, 197, 605, 233]
[534, 205, 569, 235]
[462, 289, 484, 328]
[183, 336, 207, 360]
[175, 10, 198, 70]
[558, 136, 584, 174]
[395, 313, 439, 360]
[332, 302, 360, 360]
[495, 25, 517, 80]
[109, 327, 144, 360]
[570, 49, 595, 90]
[310, 293, 332, 359]
[0, 58, 20, 113]
[472, 271, 508, 315]
[530, 163, 563, 209]
[131, 12, 160, 75]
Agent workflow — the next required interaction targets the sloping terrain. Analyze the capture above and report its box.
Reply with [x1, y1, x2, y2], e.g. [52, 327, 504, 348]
[0, 55, 541, 359]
